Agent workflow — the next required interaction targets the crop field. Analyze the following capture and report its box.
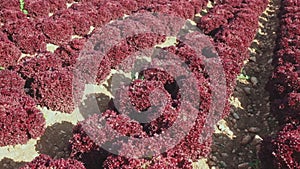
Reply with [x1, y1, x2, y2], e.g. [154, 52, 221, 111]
[0, 0, 299, 169]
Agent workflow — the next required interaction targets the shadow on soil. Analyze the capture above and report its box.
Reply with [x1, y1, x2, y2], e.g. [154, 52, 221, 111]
[35, 121, 74, 159]
[0, 158, 26, 169]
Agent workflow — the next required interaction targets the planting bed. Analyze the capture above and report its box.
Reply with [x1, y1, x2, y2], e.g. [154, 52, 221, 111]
[259, 0, 300, 168]
[0, 0, 298, 169]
